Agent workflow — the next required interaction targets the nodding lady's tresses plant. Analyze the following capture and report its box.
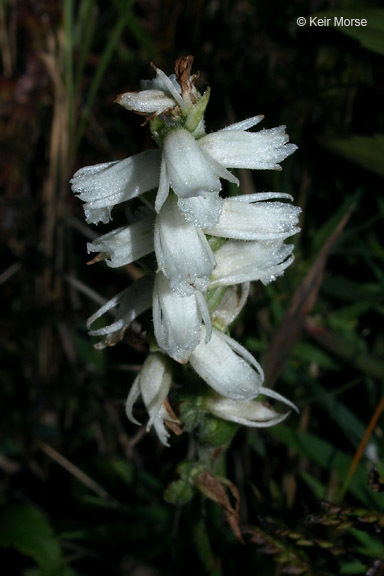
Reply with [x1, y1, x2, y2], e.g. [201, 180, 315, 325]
[71, 56, 301, 448]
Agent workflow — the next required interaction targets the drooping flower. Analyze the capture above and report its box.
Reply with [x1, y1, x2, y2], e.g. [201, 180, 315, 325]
[189, 327, 264, 401]
[117, 58, 200, 119]
[205, 193, 301, 241]
[205, 393, 293, 428]
[152, 272, 212, 364]
[155, 127, 238, 224]
[199, 116, 297, 170]
[209, 240, 295, 287]
[154, 194, 216, 295]
[70, 150, 160, 225]
[126, 353, 178, 446]
[87, 212, 155, 268]
[86, 275, 153, 349]
[71, 119, 297, 229]
[155, 118, 297, 227]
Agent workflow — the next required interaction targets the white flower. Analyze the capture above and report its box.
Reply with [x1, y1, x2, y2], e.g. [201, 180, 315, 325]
[72, 57, 300, 444]
[189, 327, 264, 401]
[71, 118, 296, 229]
[116, 90, 178, 115]
[154, 194, 216, 295]
[126, 353, 177, 447]
[153, 272, 211, 364]
[155, 128, 238, 224]
[116, 68, 183, 115]
[155, 116, 296, 226]
[87, 213, 155, 268]
[199, 116, 297, 170]
[87, 276, 153, 349]
[210, 283, 250, 331]
[205, 393, 295, 428]
[116, 64, 202, 119]
[70, 150, 160, 224]
[209, 240, 295, 287]
[205, 193, 301, 241]
[141, 70, 183, 94]
[177, 193, 224, 229]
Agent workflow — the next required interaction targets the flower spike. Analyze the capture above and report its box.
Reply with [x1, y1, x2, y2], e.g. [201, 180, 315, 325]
[71, 56, 300, 446]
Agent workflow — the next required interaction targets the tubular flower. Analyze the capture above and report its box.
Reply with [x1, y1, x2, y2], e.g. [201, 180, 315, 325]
[126, 353, 178, 447]
[72, 56, 300, 445]
[70, 150, 161, 225]
[156, 127, 238, 224]
[154, 194, 216, 295]
[87, 212, 155, 268]
[189, 327, 264, 401]
[205, 193, 301, 241]
[153, 272, 211, 364]
[209, 240, 295, 287]
[205, 391, 298, 428]
[199, 116, 297, 171]
[86, 276, 153, 349]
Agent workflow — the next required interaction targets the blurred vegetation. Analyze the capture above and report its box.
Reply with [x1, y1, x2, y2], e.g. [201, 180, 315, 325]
[1, 0, 383, 574]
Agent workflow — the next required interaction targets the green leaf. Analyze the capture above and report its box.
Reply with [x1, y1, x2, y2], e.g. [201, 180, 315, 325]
[109, 458, 135, 486]
[268, 426, 384, 509]
[322, 276, 384, 305]
[349, 527, 384, 557]
[0, 504, 64, 575]
[319, 134, 384, 177]
[339, 559, 367, 574]
[309, 192, 359, 255]
[306, 379, 368, 449]
[314, 9, 384, 55]
[299, 470, 326, 500]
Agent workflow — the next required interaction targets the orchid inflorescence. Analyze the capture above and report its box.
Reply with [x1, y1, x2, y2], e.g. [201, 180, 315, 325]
[71, 56, 301, 446]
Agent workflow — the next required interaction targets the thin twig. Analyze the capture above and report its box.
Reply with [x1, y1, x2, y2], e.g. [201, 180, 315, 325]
[0, 261, 21, 284]
[38, 440, 111, 499]
[339, 395, 384, 502]
[64, 274, 107, 306]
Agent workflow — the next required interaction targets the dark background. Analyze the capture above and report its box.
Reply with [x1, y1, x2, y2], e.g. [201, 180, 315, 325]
[1, 1, 383, 574]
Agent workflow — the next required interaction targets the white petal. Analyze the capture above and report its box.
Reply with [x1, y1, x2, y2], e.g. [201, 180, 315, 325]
[218, 115, 264, 132]
[163, 128, 222, 199]
[87, 276, 153, 348]
[205, 195, 301, 241]
[231, 192, 294, 203]
[70, 150, 161, 224]
[206, 395, 290, 428]
[189, 328, 263, 400]
[258, 386, 299, 414]
[199, 125, 297, 170]
[155, 156, 170, 212]
[141, 72, 181, 94]
[125, 353, 174, 446]
[116, 90, 176, 114]
[153, 68, 185, 109]
[153, 272, 210, 363]
[125, 376, 141, 425]
[151, 405, 172, 447]
[177, 193, 223, 229]
[139, 354, 172, 424]
[209, 241, 294, 287]
[154, 195, 215, 295]
[87, 214, 155, 267]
